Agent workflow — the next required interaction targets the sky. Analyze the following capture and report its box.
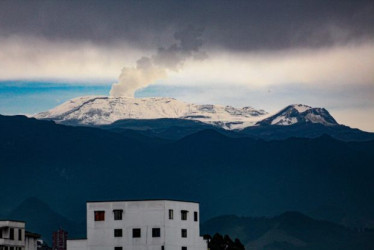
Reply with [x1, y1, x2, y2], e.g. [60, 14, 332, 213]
[0, 0, 373, 131]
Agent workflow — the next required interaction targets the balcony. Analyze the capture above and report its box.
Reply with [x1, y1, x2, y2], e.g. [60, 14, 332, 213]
[0, 238, 25, 247]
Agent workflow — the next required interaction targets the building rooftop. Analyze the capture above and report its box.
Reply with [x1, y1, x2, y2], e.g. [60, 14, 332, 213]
[0, 220, 26, 223]
[86, 199, 199, 204]
[25, 231, 41, 239]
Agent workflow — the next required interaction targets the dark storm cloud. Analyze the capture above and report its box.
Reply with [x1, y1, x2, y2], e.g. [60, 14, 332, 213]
[0, 0, 373, 50]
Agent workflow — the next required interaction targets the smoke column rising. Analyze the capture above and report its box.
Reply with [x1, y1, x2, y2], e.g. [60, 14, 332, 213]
[110, 26, 206, 97]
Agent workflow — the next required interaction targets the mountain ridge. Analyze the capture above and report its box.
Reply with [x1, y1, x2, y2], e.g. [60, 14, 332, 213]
[256, 104, 338, 126]
[201, 212, 374, 250]
[34, 96, 268, 129]
[33, 96, 343, 130]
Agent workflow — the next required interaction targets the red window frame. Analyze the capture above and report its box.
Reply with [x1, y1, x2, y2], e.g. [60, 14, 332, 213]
[94, 211, 105, 221]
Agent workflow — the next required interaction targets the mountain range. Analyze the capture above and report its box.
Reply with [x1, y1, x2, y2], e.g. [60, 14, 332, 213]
[33, 96, 374, 141]
[33, 96, 338, 130]
[34, 96, 268, 129]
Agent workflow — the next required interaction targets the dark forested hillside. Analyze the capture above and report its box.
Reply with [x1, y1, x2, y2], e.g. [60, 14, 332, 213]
[99, 118, 374, 141]
[1, 115, 374, 242]
[201, 212, 374, 250]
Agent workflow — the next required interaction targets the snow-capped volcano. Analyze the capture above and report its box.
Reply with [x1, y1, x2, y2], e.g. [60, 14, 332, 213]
[34, 98, 339, 130]
[34, 96, 268, 129]
[256, 104, 338, 126]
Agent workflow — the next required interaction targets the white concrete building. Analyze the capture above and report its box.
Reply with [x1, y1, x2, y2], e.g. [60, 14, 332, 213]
[24, 232, 39, 250]
[0, 220, 40, 250]
[67, 200, 207, 250]
[0, 221, 25, 250]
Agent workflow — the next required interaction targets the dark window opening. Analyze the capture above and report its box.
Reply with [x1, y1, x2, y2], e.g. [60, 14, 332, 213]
[181, 229, 187, 238]
[194, 211, 198, 222]
[0, 229, 2, 238]
[10, 228, 14, 240]
[114, 229, 122, 237]
[169, 209, 174, 220]
[113, 209, 123, 220]
[18, 229, 22, 241]
[94, 211, 105, 221]
[182, 247, 187, 250]
[181, 210, 188, 220]
[114, 247, 123, 250]
[152, 228, 161, 238]
[133, 228, 141, 238]
[162, 246, 165, 250]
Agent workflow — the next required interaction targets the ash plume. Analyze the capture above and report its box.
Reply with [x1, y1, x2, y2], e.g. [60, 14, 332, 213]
[110, 26, 206, 97]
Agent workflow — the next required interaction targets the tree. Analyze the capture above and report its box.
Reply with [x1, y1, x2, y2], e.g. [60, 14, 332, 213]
[204, 233, 245, 250]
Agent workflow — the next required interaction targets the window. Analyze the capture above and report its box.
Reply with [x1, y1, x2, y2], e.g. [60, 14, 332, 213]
[113, 209, 123, 220]
[152, 228, 161, 238]
[10, 228, 14, 240]
[182, 247, 187, 250]
[194, 211, 198, 222]
[114, 229, 122, 237]
[114, 247, 123, 250]
[169, 209, 174, 220]
[94, 211, 105, 221]
[181, 210, 188, 220]
[162, 246, 165, 250]
[181, 229, 187, 238]
[18, 229, 22, 241]
[132, 228, 141, 238]
[0, 228, 2, 238]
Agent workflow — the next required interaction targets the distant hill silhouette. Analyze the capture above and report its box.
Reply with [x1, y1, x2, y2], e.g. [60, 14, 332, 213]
[98, 117, 374, 141]
[201, 212, 374, 250]
[103, 118, 218, 140]
[7, 197, 84, 245]
[241, 122, 374, 141]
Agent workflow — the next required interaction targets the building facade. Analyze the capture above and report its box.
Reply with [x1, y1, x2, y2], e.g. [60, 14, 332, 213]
[52, 229, 67, 250]
[0, 221, 39, 250]
[25, 232, 40, 250]
[0, 221, 25, 250]
[67, 200, 207, 250]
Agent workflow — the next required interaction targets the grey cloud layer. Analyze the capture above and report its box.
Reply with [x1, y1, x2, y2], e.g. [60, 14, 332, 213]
[1, 0, 373, 51]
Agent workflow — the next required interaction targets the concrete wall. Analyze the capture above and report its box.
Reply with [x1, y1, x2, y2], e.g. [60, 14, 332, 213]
[25, 236, 38, 250]
[67, 239, 87, 250]
[164, 201, 207, 250]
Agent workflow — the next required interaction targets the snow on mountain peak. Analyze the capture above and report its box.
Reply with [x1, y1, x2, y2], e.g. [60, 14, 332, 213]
[34, 97, 338, 130]
[290, 104, 312, 113]
[256, 104, 338, 126]
[34, 96, 268, 129]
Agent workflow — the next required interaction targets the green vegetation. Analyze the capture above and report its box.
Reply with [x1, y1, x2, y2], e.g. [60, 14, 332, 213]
[204, 233, 245, 250]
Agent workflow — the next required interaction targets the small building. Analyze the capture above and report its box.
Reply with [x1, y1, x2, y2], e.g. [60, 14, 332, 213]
[25, 232, 41, 250]
[0, 220, 40, 250]
[67, 199, 207, 250]
[52, 229, 67, 250]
